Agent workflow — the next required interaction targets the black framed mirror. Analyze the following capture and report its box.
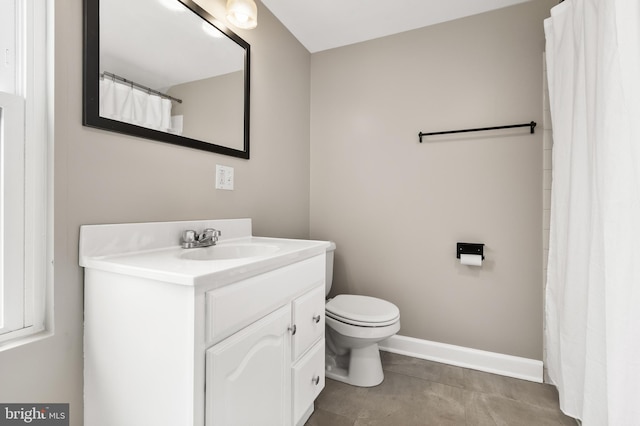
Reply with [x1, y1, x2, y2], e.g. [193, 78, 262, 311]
[83, 0, 250, 159]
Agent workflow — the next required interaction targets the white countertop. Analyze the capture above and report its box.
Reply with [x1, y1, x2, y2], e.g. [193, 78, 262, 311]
[79, 219, 330, 287]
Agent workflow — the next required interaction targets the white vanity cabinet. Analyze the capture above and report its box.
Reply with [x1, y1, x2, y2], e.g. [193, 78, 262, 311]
[205, 260, 326, 426]
[81, 219, 328, 426]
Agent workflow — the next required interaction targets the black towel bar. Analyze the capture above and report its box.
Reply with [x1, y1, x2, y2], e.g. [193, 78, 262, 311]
[419, 121, 536, 143]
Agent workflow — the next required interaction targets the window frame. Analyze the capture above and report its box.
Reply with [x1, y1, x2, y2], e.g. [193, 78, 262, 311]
[0, 0, 51, 346]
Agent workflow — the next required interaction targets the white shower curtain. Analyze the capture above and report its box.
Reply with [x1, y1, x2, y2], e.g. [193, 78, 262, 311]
[99, 77, 174, 132]
[544, 0, 640, 425]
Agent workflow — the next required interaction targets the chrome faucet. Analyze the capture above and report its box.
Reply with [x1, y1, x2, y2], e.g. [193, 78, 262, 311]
[181, 228, 221, 249]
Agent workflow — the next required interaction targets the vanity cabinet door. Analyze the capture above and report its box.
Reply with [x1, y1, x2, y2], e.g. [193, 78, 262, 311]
[292, 284, 325, 360]
[206, 305, 292, 426]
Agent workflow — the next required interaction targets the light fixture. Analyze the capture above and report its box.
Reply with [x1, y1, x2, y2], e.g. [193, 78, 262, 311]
[226, 0, 258, 30]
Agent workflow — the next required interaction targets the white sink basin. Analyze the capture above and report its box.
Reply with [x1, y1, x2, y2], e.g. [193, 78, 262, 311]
[179, 243, 280, 261]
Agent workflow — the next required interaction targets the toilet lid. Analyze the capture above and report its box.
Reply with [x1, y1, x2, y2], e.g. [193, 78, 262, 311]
[325, 295, 399, 326]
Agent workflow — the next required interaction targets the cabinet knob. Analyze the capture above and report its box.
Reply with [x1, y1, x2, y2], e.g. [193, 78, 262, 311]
[313, 315, 321, 324]
[312, 376, 320, 386]
[288, 324, 297, 335]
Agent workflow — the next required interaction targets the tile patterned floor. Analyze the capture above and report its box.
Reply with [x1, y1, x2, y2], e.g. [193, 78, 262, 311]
[306, 352, 576, 426]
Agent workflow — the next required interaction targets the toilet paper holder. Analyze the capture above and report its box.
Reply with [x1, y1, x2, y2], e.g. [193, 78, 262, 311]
[456, 242, 485, 260]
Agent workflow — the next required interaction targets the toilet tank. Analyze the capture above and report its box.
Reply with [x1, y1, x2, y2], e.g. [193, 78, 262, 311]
[325, 242, 337, 296]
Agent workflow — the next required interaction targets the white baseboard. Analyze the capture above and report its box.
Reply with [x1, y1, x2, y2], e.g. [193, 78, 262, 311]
[378, 334, 543, 383]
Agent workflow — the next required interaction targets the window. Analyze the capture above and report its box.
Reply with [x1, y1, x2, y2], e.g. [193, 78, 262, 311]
[0, 93, 26, 335]
[0, 0, 50, 344]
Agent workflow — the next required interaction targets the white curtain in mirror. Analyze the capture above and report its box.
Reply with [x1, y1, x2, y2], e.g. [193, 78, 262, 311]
[99, 77, 178, 133]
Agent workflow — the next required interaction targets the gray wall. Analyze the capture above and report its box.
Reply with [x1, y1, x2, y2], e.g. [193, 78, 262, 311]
[169, 71, 245, 150]
[310, 0, 555, 360]
[0, 1, 311, 424]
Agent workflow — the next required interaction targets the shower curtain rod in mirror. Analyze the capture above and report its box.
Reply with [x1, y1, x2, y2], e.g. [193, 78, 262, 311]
[418, 121, 536, 142]
[101, 71, 183, 104]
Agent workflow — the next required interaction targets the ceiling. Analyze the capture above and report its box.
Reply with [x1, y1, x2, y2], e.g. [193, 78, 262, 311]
[260, 0, 533, 53]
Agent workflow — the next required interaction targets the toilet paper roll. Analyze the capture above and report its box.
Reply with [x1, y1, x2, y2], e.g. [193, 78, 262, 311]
[460, 254, 483, 266]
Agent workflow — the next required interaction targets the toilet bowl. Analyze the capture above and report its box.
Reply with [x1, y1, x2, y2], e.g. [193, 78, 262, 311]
[324, 243, 400, 387]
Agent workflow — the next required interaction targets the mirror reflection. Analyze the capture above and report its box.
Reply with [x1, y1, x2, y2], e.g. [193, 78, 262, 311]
[84, 0, 250, 158]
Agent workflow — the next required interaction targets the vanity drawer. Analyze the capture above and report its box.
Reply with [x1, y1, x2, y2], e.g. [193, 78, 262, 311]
[292, 339, 325, 425]
[292, 285, 325, 360]
[206, 255, 325, 346]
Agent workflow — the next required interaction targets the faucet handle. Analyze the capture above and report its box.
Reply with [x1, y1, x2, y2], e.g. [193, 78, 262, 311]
[201, 228, 219, 239]
[182, 230, 196, 243]
[181, 230, 197, 248]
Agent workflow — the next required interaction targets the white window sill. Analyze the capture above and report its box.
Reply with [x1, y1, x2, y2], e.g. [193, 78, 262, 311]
[0, 327, 52, 353]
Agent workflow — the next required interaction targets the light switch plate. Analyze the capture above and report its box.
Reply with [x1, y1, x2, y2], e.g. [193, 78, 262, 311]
[215, 165, 234, 190]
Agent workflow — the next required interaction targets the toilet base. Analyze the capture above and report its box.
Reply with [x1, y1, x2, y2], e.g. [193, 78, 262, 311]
[325, 343, 384, 387]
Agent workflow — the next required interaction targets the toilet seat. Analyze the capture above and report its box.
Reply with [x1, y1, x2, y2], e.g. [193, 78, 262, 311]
[326, 295, 399, 327]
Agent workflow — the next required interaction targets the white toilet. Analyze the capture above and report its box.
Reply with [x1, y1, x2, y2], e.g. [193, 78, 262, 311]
[324, 242, 401, 387]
